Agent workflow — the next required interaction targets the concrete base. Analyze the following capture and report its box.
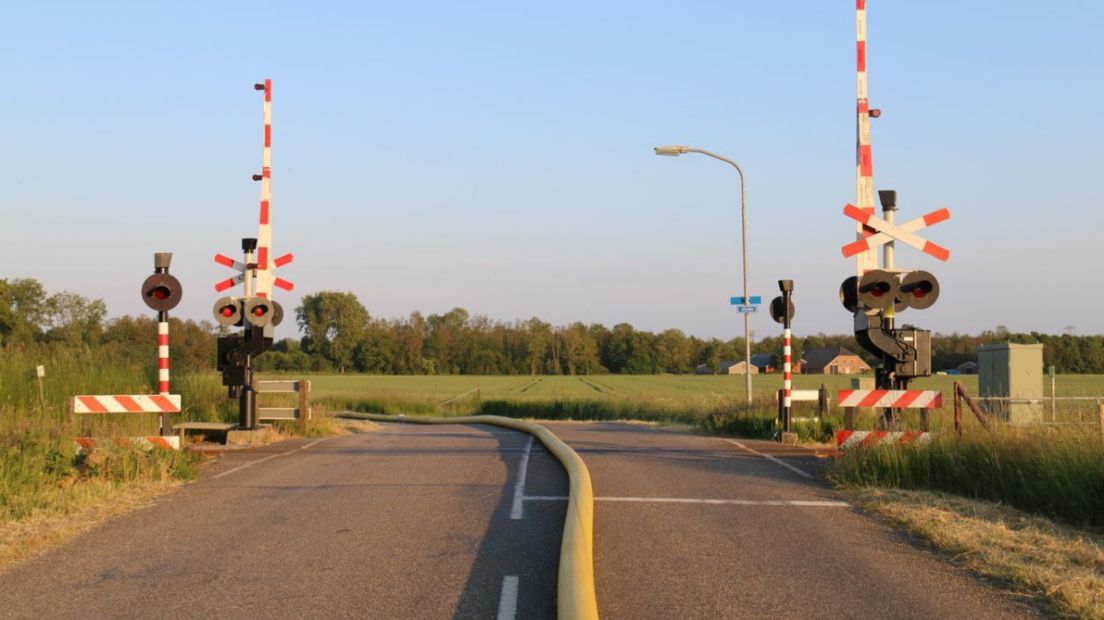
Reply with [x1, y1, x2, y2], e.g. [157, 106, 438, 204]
[778, 432, 799, 446]
[226, 425, 279, 447]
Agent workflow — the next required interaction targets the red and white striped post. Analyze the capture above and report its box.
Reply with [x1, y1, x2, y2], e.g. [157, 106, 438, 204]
[854, 0, 879, 277]
[254, 79, 273, 299]
[774, 280, 795, 435]
[141, 252, 183, 435]
[782, 328, 792, 411]
[157, 320, 169, 395]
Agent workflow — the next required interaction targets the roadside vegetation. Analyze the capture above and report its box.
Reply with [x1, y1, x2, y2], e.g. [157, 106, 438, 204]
[828, 428, 1104, 528]
[850, 489, 1104, 619]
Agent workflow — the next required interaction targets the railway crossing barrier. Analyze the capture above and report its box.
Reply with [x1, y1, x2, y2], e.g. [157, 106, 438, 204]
[835, 430, 933, 450]
[72, 254, 183, 451]
[210, 79, 296, 431]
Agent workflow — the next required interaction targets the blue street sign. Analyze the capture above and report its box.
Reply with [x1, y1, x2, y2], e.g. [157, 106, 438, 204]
[730, 296, 762, 306]
[736, 305, 758, 313]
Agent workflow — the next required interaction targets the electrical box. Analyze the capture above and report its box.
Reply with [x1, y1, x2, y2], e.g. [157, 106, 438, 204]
[978, 343, 1043, 424]
[893, 328, 931, 378]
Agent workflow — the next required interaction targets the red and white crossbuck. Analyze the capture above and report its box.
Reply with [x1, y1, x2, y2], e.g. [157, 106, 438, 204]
[841, 204, 950, 262]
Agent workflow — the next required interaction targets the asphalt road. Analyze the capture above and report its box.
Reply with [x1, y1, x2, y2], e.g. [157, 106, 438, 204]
[0, 421, 1038, 619]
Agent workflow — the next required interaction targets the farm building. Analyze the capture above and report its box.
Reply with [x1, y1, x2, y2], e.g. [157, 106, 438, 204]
[957, 361, 979, 374]
[720, 360, 758, 375]
[801, 346, 871, 375]
[750, 354, 774, 373]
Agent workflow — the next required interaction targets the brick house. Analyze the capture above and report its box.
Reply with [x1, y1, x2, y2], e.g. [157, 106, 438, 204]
[801, 346, 871, 375]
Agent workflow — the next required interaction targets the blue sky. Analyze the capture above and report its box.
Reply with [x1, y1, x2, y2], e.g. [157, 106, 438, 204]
[1, 1, 1101, 339]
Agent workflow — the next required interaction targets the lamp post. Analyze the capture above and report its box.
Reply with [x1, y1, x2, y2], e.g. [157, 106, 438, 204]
[654, 145, 753, 406]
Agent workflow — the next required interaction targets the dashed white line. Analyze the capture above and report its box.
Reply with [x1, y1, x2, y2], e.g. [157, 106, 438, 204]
[523, 496, 848, 507]
[723, 438, 814, 479]
[510, 436, 534, 520]
[211, 438, 327, 480]
[497, 575, 519, 620]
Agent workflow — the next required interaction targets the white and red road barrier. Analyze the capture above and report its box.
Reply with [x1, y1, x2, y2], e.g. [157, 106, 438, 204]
[71, 394, 181, 415]
[74, 436, 181, 454]
[837, 389, 942, 409]
[835, 430, 933, 450]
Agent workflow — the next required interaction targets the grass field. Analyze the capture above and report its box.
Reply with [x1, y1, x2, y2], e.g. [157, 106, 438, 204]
[281, 372, 1104, 428]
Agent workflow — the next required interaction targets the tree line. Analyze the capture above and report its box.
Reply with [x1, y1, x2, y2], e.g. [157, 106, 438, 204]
[3, 280, 1103, 375]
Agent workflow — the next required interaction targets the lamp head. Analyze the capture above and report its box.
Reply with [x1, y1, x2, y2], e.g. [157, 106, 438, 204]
[654, 145, 688, 156]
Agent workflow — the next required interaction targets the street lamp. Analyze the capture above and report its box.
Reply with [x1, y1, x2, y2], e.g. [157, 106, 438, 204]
[654, 145, 753, 406]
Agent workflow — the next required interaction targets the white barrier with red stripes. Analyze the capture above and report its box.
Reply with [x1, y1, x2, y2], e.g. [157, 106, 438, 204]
[838, 389, 942, 409]
[71, 394, 181, 414]
[256, 78, 273, 298]
[214, 79, 294, 297]
[74, 436, 181, 454]
[835, 430, 934, 450]
[853, 0, 877, 276]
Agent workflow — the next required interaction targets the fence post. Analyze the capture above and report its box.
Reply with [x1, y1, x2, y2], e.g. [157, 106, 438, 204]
[818, 384, 828, 419]
[298, 379, 310, 435]
[1098, 403, 1104, 447]
[954, 381, 962, 435]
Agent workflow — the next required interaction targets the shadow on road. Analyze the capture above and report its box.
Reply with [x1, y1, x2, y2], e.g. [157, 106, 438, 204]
[452, 425, 567, 620]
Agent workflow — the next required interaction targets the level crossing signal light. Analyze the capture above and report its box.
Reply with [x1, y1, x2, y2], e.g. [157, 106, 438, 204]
[141, 255, 182, 313]
[212, 296, 284, 328]
[839, 269, 940, 314]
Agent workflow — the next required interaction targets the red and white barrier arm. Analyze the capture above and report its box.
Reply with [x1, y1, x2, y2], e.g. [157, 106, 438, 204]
[837, 389, 943, 409]
[836, 430, 933, 450]
[854, 0, 877, 276]
[256, 78, 273, 298]
[75, 436, 181, 453]
[71, 395, 181, 414]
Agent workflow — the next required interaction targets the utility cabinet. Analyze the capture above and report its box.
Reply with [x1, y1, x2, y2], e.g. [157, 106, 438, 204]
[977, 343, 1043, 424]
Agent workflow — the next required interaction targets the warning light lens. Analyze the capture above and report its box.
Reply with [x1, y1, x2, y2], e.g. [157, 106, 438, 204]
[870, 283, 890, 297]
[220, 306, 235, 317]
[252, 306, 267, 317]
[150, 286, 170, 300]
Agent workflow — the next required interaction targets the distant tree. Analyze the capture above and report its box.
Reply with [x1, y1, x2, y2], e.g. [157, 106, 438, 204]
[296, 291, 369, 372]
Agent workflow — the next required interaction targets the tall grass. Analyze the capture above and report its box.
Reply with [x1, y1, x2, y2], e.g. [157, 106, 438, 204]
[0, 345, 219, 522]
[828, 429, 1104, 527]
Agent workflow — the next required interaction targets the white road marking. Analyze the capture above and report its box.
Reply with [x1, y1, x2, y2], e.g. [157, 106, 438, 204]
[497, 575, 520, 620]
[510, 436, 534, 520]
[723, 438, 814, 479]
[211, 438, 328, 480]
[523, 496, 848, 507]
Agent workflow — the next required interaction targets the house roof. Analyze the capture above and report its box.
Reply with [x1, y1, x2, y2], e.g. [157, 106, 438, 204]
[802, 346, 864, 370]
[750, 353, 773, 368]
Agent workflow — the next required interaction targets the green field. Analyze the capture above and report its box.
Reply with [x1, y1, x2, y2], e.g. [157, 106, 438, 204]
[280, 372, 1104, 435]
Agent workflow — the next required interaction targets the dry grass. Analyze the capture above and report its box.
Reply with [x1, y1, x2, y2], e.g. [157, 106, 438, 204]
[0, 478, 185, 573]
[851, 488, 1104, 619]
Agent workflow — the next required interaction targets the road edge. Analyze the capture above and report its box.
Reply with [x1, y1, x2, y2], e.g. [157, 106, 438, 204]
[336, 412, 599, 620]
